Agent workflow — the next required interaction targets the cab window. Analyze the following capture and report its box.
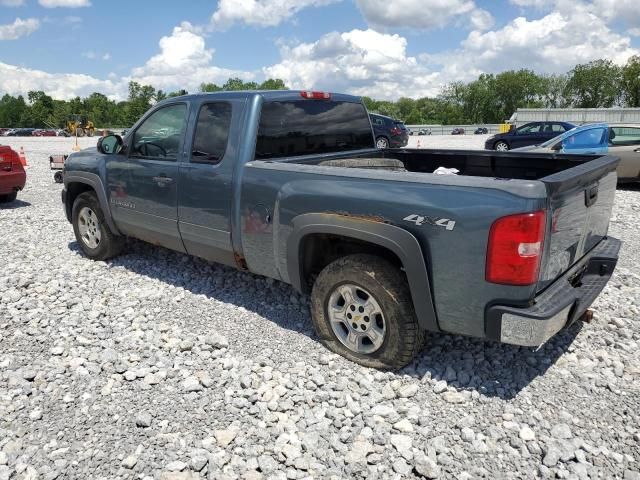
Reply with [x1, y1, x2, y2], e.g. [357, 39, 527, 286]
[563, 128, 607, 150]
[609, 126, 640, 145]
[516, 123, 541, 134]
[131, 104, 187, 160]
[191, 102, 232, 164]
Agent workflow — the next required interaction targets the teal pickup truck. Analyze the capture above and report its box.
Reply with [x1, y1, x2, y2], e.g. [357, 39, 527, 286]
[61, 91, 621, 369]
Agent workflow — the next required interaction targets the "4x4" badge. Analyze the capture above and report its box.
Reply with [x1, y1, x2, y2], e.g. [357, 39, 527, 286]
[403, 214, 456, 231]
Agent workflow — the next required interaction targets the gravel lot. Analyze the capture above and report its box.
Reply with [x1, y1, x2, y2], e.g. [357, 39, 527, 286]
[1, 137, 639, 480]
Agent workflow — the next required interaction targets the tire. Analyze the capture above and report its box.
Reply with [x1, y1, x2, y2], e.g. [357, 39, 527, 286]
[495, 141, 509, 151]
[0, 192, 18, 203]
[54, 171, 64, 183]
[375, 136, 389, 149]
[310, 254, 424, 369]
[317, 158, 406, 171]
[72, 191, 124, 260]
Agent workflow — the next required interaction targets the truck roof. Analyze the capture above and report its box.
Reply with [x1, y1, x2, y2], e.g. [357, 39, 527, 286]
[156, 90, 363, 105]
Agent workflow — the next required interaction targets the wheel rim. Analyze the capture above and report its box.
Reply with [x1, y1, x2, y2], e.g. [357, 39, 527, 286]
[327, 283, 386, 355]
[496, 142, 509, 151]
[376, 138, 388, 149]
[78, 207, 101, 249]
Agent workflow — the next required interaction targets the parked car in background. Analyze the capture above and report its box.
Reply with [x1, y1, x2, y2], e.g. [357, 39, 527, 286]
[513, 123, 640, 182]
[451, 128, 465, 135]
[33, 129, 57, 137]
[0, 145, 26, 203]
[370, 113, 409, 148]
[474, 127, 488, 134]
[10, 128, 36, 137]
[418, 128, 431, 135]
[0, 128, 10, 136]
[485, 121, 575, 151]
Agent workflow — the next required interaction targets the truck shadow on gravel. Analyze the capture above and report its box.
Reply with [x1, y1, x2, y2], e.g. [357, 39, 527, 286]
[0, 199, 31, 210]
[68, 239, 583, 401]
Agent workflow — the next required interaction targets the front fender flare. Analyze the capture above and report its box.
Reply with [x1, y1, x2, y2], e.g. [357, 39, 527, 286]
[287, 213, 439, 332]
[64, 172, 121, 235]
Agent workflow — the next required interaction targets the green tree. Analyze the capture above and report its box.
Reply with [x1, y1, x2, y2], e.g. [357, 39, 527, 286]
[0, 94, 28, 127]
[541, 74, 569, 108]
[621, 55, 640, 107]
[259, 78, 288, 90]
[565, 60, 622, 108]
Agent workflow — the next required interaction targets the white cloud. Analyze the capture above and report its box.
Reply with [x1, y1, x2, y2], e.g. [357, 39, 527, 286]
[0, 17, 40, 40]
[355, 0, 488, 30]
[39, 0, 90, 7]
[469, 8, 494, 31]
[130, 22, 255, 92]
[264, 29, 441, 100]
[211, 0, 338, 29]
[456, 8, 637, 73]
[0, 0, 26, 6]
[102, 52, 111, 61]
[0, 61, 125, 100]
[82, 50, 96, 59]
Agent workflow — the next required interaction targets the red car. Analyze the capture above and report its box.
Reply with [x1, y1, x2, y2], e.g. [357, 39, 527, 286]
[33, 129, 57, 137]
[0, 145, 26, 203]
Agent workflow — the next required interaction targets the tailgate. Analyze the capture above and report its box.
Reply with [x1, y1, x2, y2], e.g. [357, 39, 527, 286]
[538, 155, 619, 291]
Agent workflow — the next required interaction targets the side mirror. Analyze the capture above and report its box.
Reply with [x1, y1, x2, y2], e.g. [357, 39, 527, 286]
[551, 142, 562, 152]
[97, 134, 123, 155]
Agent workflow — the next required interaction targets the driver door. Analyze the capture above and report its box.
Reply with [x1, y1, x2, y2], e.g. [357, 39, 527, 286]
[119, 102, 188, 252]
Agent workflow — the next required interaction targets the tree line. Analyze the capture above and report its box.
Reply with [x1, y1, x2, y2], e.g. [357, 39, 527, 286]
[1, 56, 639, 128]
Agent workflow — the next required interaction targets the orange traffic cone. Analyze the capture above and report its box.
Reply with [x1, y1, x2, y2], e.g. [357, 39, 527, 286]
[19, 147, 28, 166]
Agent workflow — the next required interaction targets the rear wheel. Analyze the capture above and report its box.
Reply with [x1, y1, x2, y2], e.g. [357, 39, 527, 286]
[310, 254, 424, 369]
[53, 171, 64, 183]
[376, 136, 389, 149]
[72, 192, 124, 260]
[0, 192, 18, 203]
[495, 141, 509, 151]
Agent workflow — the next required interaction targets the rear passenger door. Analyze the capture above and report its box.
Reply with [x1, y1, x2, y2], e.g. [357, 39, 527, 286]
[177, 100, 238, 266]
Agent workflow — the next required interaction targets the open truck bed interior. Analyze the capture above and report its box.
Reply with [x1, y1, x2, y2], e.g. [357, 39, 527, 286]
[285, 148, 604, 181]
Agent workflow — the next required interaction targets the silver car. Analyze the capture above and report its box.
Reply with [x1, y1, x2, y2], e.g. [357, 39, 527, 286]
[513, 123, 640, 182]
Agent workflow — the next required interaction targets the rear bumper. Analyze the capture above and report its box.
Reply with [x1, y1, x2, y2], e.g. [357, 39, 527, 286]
[486, 236, 621, 347]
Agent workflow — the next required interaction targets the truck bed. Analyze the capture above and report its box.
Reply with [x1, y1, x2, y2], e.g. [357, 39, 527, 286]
[284, 148, 602, 181]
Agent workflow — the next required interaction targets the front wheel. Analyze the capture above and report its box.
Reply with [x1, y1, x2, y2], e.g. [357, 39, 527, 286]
[495, 141, 509, 151]
[72, 192, 124, 260]
[310, 254, 424, 369]
[376, 136, 389, 149]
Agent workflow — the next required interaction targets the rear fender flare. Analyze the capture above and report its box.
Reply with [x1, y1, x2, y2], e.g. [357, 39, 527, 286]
[64, 172, 120, 235]
[287, 213, 439, 332]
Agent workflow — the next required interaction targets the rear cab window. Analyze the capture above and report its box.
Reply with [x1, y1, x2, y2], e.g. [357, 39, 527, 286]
[191, 102, 232, 164]
[256, 100, 373, 159]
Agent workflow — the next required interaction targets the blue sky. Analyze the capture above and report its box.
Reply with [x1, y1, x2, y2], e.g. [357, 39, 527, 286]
[1, 0, 639, 100]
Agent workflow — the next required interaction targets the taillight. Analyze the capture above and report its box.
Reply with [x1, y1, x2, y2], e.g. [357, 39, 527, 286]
[300, 91, 331, 100]
[390, 127, 401, 135]
[486, 211, 546, 286]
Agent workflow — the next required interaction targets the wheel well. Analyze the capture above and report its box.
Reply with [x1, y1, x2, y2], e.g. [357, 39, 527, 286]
[65, 182, 94, 220]
[298, 233, 403, 293]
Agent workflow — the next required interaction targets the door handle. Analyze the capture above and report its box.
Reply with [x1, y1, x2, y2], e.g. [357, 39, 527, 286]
[2, 166, 11, 172]
[152, 175, 173, 185]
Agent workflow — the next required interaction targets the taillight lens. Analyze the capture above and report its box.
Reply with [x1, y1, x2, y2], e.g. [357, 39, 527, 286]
[390, 127, 401, 135]
[300, 91, 331, 100]
[486, 211, 546, 286]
